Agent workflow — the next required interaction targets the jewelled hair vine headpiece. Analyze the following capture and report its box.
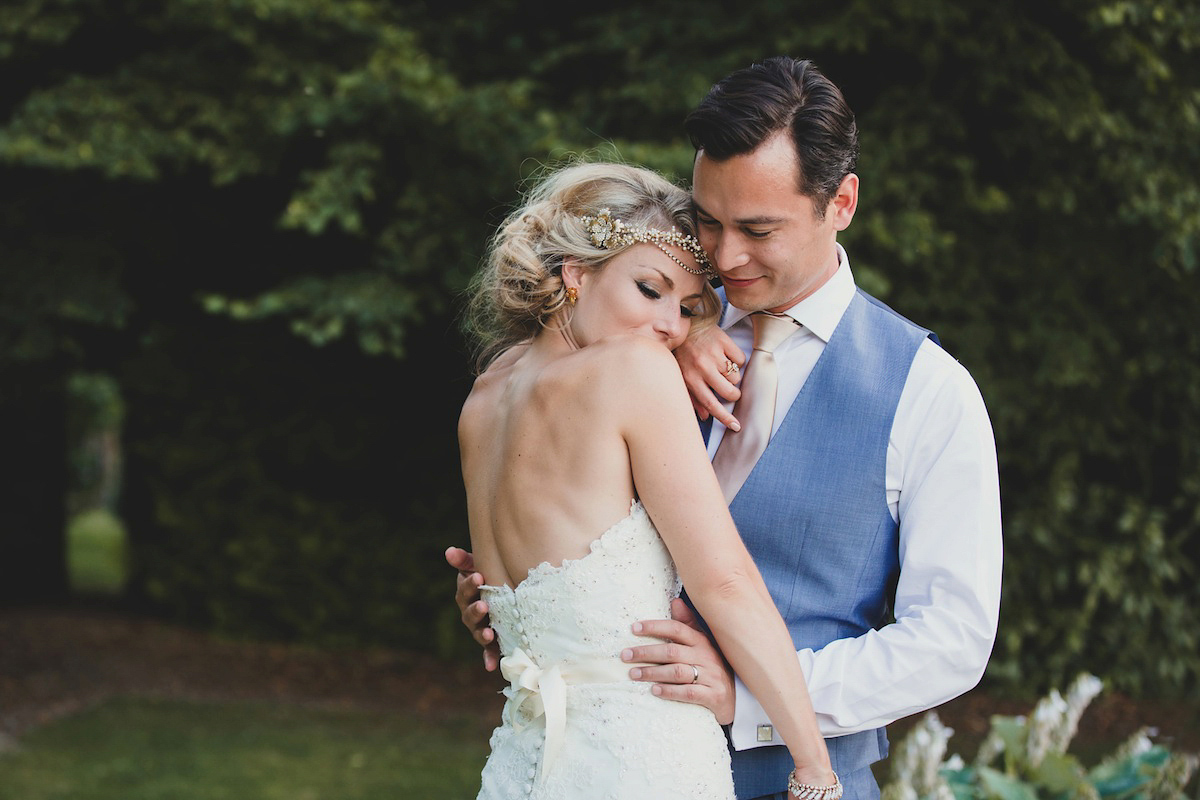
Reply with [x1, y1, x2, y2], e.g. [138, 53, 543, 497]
[579, 209, 715, 278]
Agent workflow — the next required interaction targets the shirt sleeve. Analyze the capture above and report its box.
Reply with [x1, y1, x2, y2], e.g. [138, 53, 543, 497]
[730, 340, 1003, 745]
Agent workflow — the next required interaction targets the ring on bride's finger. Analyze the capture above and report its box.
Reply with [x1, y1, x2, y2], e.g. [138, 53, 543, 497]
[723, 359, 739, 377]
[690, 664, 700, 684]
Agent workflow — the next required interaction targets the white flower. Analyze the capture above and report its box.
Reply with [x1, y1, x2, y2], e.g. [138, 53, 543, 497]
[1027, 689, 1067, 766]
[1055, 674, 1103, 752]
[974, 730, 1005, 767]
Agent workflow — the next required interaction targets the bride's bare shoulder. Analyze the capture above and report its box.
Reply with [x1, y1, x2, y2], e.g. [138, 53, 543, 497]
[489, 343, 530, 370]
[474, 343, 528, 384]
[460, 344, 529, 428]
[469, 344, 530, 390]
[571, 335, 686, 396]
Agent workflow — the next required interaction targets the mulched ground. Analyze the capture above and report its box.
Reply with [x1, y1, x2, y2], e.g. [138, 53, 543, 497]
[0, 603, 508, 750]
[2, 604, 1197, 758]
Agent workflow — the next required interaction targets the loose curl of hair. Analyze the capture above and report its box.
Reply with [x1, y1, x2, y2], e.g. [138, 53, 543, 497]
[463, 161, 720, 374]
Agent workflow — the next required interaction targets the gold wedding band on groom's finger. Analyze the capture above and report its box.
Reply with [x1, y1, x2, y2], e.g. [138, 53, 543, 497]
[723, 359, 739, 377]
[690, 664, 700, 684]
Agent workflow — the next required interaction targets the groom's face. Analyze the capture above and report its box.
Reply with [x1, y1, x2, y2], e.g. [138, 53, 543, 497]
[692, 132, 856, 314]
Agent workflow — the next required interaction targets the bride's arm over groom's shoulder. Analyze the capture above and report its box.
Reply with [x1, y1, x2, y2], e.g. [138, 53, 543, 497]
[615, 338, 833, 783]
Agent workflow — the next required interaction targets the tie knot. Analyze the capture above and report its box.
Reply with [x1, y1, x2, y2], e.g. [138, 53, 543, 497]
[751, 312, 800, 353]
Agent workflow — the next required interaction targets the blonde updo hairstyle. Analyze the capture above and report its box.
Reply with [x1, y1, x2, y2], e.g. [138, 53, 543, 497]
[465, 161, 720, 373]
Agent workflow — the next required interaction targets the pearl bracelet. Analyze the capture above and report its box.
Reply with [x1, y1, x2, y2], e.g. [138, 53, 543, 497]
[788, 770, 843, 800]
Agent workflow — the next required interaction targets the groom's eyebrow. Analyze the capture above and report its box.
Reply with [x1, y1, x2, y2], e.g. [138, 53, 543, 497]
[693, 201, 785, 226]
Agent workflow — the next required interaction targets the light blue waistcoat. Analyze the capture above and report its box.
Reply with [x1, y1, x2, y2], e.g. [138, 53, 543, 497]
[709, 290, 938, 800]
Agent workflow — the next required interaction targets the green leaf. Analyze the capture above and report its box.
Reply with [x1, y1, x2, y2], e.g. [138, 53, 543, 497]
[989, 716, 1027, 766]
[978, 767, 1039, 800]
[1089, 747, 1171, 798]
[1033, 752, 1088, 795]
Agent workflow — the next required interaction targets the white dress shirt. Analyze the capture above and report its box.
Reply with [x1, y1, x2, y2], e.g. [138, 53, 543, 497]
[709, 245, 1003, 746]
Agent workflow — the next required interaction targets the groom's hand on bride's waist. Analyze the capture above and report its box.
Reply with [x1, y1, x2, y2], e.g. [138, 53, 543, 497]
[621, 598, 735, 725]
[445, 546, 501, 672]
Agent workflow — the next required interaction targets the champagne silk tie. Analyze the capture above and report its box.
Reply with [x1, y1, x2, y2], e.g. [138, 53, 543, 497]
[711, 312, 802, 503]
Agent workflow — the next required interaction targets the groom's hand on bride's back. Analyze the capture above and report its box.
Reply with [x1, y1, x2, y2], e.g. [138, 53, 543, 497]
[445, 547, 501, 672]
[622, 598, 736, 725]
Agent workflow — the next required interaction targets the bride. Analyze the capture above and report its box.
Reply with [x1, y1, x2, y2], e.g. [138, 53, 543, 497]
[458, 161, 839, 799]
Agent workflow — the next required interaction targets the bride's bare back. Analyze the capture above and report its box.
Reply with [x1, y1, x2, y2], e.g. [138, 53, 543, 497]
[459, 336, 651, 591]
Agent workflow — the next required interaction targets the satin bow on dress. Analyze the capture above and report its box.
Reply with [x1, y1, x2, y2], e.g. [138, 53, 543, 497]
[500, 647, 648, 786]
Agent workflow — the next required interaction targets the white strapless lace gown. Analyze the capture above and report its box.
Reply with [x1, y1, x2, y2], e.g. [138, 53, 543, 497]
[477, 500, 735, 800]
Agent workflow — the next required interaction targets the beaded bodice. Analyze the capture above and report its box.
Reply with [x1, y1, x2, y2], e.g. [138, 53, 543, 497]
[475, 500, 735, 800]
[481, 500, 681, 665]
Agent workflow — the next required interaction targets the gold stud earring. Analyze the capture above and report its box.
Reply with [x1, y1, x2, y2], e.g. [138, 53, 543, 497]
[566, 287, 578, 305]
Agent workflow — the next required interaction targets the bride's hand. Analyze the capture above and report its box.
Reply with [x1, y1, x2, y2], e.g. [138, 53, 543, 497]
[673, 326, 745, 431]
[445, 546, 500, 672]
[621, 597, 735, 724]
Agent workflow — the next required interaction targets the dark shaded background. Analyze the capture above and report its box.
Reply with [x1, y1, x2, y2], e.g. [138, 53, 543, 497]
[2, 0, 1198, 699]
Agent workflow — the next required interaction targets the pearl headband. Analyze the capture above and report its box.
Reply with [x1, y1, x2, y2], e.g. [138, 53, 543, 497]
[579, 209, 715, 278]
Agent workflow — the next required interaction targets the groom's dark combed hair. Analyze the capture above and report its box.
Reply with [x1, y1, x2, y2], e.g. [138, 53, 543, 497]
[685, 56, 859, 214]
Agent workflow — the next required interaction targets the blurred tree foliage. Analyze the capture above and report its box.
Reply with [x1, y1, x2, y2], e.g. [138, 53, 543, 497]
[65, 371, 124, 514]
[1, 0, 1198, 693]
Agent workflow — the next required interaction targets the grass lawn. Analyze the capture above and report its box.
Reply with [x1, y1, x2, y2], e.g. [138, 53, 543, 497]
[4, 599, 1197, 800]
[65, 509, 129, 595]
[3, 694, 1195, 800]
[0, 697, 491, 800]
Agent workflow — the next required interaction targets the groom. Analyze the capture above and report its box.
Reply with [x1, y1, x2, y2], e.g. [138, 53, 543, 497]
[448, 56, 1002, 800]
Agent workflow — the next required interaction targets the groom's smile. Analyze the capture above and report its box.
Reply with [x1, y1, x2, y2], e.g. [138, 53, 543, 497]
[692, 131, 856, 314]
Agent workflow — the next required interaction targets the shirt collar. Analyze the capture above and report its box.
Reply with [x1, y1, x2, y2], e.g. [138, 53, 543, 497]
[721, 243, 856, 344]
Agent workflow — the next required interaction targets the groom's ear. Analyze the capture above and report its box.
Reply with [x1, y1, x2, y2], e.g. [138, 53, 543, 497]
[828, 173, 859, 232]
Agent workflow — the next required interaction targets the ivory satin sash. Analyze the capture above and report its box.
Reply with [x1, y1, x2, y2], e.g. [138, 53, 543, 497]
[499, 647, 650, 786]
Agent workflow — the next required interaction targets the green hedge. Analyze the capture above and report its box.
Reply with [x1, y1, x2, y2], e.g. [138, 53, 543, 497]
[3, 0, 1199, 696]
[118, 310, 473, 657]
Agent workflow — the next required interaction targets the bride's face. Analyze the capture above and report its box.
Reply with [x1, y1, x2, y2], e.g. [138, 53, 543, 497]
[564, 243, 707, 351]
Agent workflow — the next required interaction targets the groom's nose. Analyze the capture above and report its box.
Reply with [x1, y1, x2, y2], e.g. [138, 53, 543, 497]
[712, 230, 751, 272]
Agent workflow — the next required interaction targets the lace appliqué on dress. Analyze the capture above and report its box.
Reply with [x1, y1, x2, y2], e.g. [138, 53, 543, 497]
[476, 501, 734, 800]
